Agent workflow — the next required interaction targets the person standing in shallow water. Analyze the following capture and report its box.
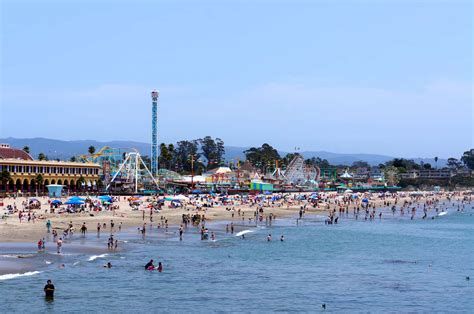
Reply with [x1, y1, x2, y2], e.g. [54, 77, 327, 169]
[44, 280, 55, 298]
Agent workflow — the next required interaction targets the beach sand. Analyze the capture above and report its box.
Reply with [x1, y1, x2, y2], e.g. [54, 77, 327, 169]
[0, 194, 324, 243]
[0, 192, 456, 244]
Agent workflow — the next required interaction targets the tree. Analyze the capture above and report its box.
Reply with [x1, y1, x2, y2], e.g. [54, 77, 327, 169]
[461, 149, 474, 170]
[385, 158, 420, 171]
[34, 174, 44, 192]
[244, 143, 280, 173]
[0, 170, 12, 190]
[23, 146, 30, 154]
[141, 155, 151, 170]
[199, 136, 226, 169]
[434, 156, 438, 169]
[159, 143, 170, 169]
[38, 153, 47, 161]
[88, 146, 96, 155]
[303, 157, 332, 169]
[167, 144, 175, 170]
[70, 156, 77, 162]
[96, 178, 104, 190]
[447, 158, 462, 170]
[423, 163, 432, 170]
[175, 140, 200, 173]
[383, 166, 399, 186]
[216, 138, 225, 166]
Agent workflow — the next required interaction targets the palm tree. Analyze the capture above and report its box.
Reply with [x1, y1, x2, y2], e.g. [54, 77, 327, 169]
[88, 146, 96, 155]
[38, 152, 47, 161]
[23, 146, 30, 154]
[0, 170, 12, 192]
[434, 156, 438, 169]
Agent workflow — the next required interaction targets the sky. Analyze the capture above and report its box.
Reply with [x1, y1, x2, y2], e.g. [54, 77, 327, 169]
[0, 0, 472, 158]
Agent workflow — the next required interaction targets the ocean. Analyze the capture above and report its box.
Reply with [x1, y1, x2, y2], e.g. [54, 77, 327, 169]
[1, 203, 473, 313]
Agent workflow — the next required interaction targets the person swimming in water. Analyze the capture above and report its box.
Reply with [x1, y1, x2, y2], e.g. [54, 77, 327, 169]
[144, 259, 154, 270]
[280, 235, 284, 241]
[157, 262, 163, 272]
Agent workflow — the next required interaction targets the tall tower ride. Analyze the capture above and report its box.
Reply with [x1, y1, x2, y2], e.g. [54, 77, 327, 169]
[151, 89, 159, 176]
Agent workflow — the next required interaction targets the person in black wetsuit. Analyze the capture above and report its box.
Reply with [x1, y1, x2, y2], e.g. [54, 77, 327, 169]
[144, 259, 154, 270]
[44, 280, 55, 298]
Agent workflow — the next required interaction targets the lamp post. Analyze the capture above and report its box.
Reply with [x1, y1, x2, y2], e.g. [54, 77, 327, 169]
[190, 154, 195, 190]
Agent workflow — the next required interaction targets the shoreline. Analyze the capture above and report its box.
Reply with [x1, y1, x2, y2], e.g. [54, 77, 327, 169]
[0, 191, 469, 276]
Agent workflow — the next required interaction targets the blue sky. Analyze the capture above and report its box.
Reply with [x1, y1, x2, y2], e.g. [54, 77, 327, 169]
[1, 0, 472, 158]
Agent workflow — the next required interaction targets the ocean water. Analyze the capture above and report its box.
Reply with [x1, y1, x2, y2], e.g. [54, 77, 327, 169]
[1, 204, 473, 313]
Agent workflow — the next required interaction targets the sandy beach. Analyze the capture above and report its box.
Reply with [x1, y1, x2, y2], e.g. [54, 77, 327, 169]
[0, 191, 463, 244]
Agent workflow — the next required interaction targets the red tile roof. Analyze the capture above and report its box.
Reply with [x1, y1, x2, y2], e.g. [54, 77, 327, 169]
[0, 147, 34, 160]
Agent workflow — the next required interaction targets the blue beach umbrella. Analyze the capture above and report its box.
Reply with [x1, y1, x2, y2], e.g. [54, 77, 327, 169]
[69, 196, 85, 202]
[51, 199, 62, 205]
[98, 195, 113, 203]
[65, 200, 84, 205]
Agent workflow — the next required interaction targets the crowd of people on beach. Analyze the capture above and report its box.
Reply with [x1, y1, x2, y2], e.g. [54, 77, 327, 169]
[1, 189, 472, 299]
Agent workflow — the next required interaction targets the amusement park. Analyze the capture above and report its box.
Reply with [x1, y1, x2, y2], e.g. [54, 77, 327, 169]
[0, 89, 405, 197]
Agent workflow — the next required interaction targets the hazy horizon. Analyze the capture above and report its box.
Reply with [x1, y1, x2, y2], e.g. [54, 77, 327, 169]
[1, 1, 472, 158]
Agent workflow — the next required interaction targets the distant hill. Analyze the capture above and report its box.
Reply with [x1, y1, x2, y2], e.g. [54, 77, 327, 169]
[0, 137, 447, 166]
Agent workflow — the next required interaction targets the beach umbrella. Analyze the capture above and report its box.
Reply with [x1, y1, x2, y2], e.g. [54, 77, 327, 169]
[69, 196, 85, 202]
[98, 195, 113, 201]
[174, 195, 189, 201]
[65, 200, 84, 205]
[51, 199, 62, 205]
[192, 189, 202, 194]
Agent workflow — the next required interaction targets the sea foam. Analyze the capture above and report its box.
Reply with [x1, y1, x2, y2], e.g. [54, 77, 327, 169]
[88, 254, 108, 262]
[0, 271, 42, 281]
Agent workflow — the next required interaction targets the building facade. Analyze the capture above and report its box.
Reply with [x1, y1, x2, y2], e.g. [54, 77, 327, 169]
[0, 145, 101, 194]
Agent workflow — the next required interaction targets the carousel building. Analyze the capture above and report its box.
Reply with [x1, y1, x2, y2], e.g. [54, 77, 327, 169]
[0, 144, 101, 194]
